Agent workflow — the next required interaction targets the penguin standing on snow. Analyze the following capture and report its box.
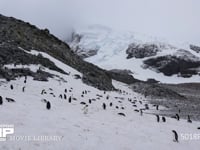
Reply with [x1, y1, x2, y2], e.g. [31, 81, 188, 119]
[172, 130, 178, 142]
[0, 96, 3, 105]
[10, 84, 14, 90]
[64, 94, 67, 100]
[46, 101, 51, 110]
[89, 99, 92, 104]
[59, 94, 63, 99]
[156, 115, 160, 122]
[22, 86, 25, 92]
[102, 103, 106, 110]
[140, 109, 143, 116]
[162, 116, 166, 122]
[187, 115, 192, 123]
[68, 96, 72, 103]
[175, 114, 180, 121]
[156, 105, 159, 110]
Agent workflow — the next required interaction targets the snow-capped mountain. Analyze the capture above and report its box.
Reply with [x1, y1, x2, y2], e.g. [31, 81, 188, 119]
[70, 25, 200, 83]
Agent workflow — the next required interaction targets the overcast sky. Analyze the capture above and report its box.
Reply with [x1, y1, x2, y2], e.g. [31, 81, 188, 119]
[0, 0, 200, 44]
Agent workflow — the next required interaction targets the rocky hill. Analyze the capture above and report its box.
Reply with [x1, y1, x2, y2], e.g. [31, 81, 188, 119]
[0, 14, 114, 90]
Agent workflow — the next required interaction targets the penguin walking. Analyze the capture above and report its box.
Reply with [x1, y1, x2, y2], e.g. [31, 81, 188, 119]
[172, 130, 178, 142]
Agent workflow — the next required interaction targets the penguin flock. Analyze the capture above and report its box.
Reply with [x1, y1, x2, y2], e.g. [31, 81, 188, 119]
[0, 74, 199, 144]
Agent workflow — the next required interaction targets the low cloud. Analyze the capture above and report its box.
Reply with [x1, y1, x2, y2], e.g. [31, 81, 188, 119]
[0, 0, 200, 44]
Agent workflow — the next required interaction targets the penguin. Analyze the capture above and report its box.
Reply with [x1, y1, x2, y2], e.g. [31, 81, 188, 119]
[41, 89, 45, 95]
[22, 86, 25, 92]
[0, 96, 3, 105]
[102, 103, 106, 110]
[46, 101, 51, 110]
[5, 97, 15, 102]
[65, 89, 67, 93]
[106, 95, 109, 100]
[109, 102, 113, 107]
[134, 109, 139, 112]
[172, 130, 178, 142]
[10, 85, 14, 90]
[140, 109, 143, 116]
[156, 115, 160, 122]
[118, 113, 126, 117]
[175, 114, 180, 121]
[59, 94, 62, 99]
[145, 104, 149, 110]
[89, 99, 92, 104]
[187, 115, 192, 123]
[68, 96, 72, 103]
[64, 94, 67, 100]
[80, 102, 86, 105]
[162, 116, 166, 122]
[156, 105, 159, 110]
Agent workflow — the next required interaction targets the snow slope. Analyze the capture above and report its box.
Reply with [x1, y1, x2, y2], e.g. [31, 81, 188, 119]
[0, 49, 200, 150]
[70, 25, 200, 83]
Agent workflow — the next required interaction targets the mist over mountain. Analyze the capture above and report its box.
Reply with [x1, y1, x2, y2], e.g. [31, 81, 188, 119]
[1, 0, 200, 44]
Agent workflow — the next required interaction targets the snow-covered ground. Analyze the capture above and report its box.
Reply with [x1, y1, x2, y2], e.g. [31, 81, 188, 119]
[0, 50, 200, 150]
[70, 25, 200, 83]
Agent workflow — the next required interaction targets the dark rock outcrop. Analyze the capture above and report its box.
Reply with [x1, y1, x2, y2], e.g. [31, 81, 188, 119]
[131, 82, 185, 100]
[190, 44, 200, 53]
[126, 43, 159, 59]
[108, 69, 140, 84]
[0, 67, 53, 82]
[143, 50, 200, 77]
